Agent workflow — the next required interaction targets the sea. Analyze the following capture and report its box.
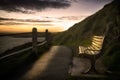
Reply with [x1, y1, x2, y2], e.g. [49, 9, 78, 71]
[0, 36, 45, 54]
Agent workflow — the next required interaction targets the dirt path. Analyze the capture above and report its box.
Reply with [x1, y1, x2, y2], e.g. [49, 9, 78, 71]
[70, 57, 107, 76]
[70, 57, 90, 76]
[19, 46, 72, 80]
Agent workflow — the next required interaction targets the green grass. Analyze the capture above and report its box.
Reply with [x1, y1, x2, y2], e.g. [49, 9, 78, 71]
[0, 50, 31, 75]
[0, 42, 51, 77]
[102, 43, 120, 72]
[53, 0, 120, 47]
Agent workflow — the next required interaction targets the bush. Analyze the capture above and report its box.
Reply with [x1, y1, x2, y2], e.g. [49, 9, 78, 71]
[103, 43, 120, 72]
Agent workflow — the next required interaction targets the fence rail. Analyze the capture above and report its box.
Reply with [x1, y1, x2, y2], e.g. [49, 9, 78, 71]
[0, 28, 51, 60]
[0, 41, 47, 60]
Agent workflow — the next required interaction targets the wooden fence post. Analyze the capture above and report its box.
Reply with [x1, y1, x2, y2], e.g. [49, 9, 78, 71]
[32, 27, 38, 56]
[45, 29, 52, 47]
[45, 29, 49, 42]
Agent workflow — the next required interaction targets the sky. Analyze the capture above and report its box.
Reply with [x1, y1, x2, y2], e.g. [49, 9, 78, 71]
[0, 0, 113, 33]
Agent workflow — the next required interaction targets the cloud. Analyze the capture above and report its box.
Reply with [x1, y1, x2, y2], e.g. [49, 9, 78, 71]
[0, 22, 27, 25]
[0, 17, 53, 22]
[0, 0, 71, 13]
[0, 17, 47, 25]
[0, 17, 12, 20]
[0, 17, 54, 26]
[0, 16, 85, 23]
[0, 16, 86, 26]
[0, 22, 54, 26]
[57, 16, 86, 20]
[0, 16, 85, 28]
[72, 0, 113, 3]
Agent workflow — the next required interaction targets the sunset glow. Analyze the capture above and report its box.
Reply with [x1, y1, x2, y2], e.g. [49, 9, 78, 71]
[0, 0, 113, 33]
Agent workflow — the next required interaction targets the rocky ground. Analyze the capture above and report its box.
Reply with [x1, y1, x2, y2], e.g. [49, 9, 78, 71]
[70, 56, 107, 76]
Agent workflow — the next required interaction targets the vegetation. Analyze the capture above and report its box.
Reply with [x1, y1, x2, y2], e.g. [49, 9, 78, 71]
[0, 42, 51, 79]
[53, 0, 120, 76]
[103, 43, 120, 72]
[101, 25, 120, 73]
[53, 0, 120, 47]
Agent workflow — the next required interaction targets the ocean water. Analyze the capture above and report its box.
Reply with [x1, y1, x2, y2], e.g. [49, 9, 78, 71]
[0, 36, 45, 54]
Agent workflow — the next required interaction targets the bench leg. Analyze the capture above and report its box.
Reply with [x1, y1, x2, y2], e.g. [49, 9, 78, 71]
[83, 56, 98, 74]
[88, 57, 98, 73]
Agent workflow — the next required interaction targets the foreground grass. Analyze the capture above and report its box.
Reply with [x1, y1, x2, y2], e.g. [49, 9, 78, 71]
[0, 43, 51, 79]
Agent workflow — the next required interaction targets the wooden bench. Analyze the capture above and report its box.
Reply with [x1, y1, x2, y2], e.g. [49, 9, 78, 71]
[79, 36, 105, 73]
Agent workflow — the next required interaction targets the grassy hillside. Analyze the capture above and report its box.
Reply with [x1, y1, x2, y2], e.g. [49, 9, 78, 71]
[53, 0, 120, 73]
[53, 0, 120, 47]
[101, 21, 120, 73]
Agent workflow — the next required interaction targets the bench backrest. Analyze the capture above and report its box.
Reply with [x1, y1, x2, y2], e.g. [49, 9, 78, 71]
[79, 36, 104, 55]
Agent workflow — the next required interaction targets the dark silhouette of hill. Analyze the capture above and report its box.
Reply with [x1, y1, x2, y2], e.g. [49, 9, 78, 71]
[53, 0, 120, 47]
[53, 0, 120, 74]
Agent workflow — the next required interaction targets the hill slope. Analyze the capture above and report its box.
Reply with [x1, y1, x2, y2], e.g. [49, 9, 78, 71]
[53, 0, 120, 47]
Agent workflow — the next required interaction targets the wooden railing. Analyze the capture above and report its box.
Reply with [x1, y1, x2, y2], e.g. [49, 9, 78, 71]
[0, 28, 51, 60]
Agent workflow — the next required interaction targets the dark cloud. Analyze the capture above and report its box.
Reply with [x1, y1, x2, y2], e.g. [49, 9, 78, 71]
[0, 17, 53, 23]
[0, 0, 71, 13]
[0, 22, 28, 25]
[0, 17, 55, 25]
[0, 17, 14, 20]
[58, 16, 85, 20]
[72, 0, 113, 3]
[0, 22, 54, 26]
[0, 16, 84, 26]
